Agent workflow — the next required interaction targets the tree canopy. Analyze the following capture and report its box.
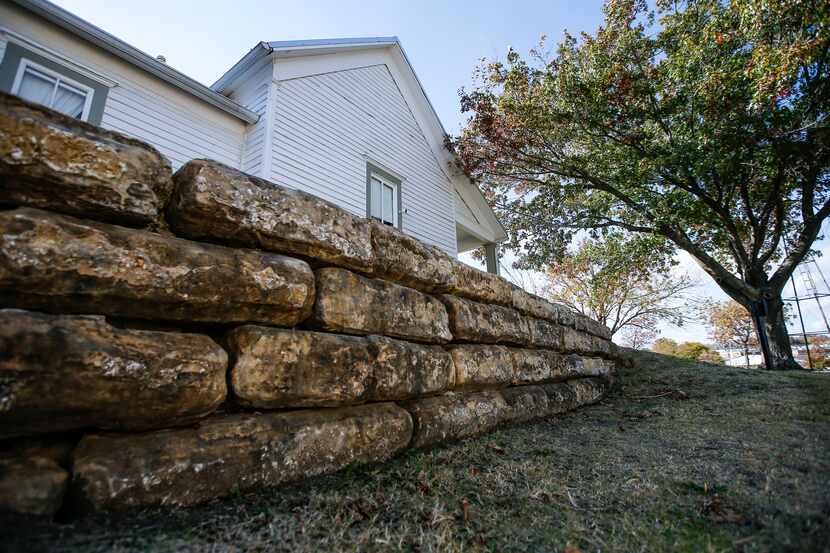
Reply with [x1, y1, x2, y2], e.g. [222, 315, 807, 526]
[454, 0, 830, 369]
[542, 232, 694, 337]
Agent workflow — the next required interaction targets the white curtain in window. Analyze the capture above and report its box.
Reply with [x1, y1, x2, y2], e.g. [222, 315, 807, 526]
[53, 82, 86, 119]
[370, 177, 382, 220]
[382, 183, 394, 224]
[17, 68, 54, 107]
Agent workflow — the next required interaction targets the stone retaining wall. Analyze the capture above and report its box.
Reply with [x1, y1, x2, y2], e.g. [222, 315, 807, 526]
[0, 93, 620, 516]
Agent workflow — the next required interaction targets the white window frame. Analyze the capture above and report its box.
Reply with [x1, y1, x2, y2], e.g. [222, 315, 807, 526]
[11, 57, 95, 121]
[368, 171, 399, 227]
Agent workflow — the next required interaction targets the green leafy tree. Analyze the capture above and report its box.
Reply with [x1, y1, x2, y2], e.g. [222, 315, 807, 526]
[454, 0, 829, 369]
[675, 341, 718, 362]
[652, 337, 679, 356]
[697, 348, 725, 365]
[542, 233, 694, 337]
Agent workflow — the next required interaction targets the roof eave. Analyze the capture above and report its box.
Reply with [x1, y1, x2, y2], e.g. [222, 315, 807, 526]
[211, 41, 273, 94]
[11, 0, 259, 124]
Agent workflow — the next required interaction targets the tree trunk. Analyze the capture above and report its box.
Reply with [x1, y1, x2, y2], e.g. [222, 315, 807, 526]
[753, 296, 802, 370]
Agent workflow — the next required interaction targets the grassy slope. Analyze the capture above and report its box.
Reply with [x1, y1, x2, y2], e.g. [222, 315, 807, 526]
[7, 354, 830, 553]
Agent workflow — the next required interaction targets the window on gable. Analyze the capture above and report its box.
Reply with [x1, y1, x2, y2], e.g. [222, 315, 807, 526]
[367, 166, 400, 227]
[12, 59, 94, 121]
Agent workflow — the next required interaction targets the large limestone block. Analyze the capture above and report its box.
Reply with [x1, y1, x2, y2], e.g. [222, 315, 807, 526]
[313, 268, 451, 343]
[228, 328, 455, 408]
[501, 385, 550, 424]
[228, 327, 373, 408]
[440, 295, 531, 345]
[447, 345, 513, 389]
[571, 313, 613, 341]
[0, 92, 172, 226]
[511, 287, 566, 323]
[511, 349, 571, 384]
[529, 317, 564, 349]
[402, 391, 510, 448]
[562, 327, 614, 357]
[0, 456, 68, 516]
[447, 261, 513, 306]
[71, 403, 412, 511]
[366, 335, 454, 400]
[0, 208, 315, 325]
[540, 382, 579, 415]
[0, 309, 227, 438]
[541, 377, 609, 415]
[567, 378, 610, 404]
[511, 350, 615, 384]
[570, 356, 616, 379]
[370, 222, 454, 292]
[511, 287, 612, 340]
[168, 160, 373, 273]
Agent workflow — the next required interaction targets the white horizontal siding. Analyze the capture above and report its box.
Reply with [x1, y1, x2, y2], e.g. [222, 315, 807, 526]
[270, 65, 457, 255]
[230, 61, 271, 176]
[0, 3, 246, 171]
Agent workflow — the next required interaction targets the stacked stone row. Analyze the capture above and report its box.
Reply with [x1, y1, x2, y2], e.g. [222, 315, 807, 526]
[0, 93, 617, 515]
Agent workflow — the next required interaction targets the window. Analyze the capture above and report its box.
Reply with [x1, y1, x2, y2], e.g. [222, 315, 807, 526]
[11, 59, 94, 121]
[367, 165, 401, 227]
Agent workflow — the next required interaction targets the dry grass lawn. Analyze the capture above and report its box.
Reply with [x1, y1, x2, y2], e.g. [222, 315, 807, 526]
[6, 352, 830, 553]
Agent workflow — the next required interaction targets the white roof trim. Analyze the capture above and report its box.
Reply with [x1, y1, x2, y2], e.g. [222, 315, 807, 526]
[10, 0, 259, 124]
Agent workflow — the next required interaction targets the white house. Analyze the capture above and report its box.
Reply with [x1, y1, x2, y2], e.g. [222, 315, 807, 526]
[0, 0, 506, 271]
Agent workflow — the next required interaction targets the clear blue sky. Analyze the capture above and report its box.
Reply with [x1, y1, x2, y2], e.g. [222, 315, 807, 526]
[51, 0, 606, 134]
[50, 0, 830, 347]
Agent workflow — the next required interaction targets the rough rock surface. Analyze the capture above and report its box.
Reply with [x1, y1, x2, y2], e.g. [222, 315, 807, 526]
[582, 316, 613, 340]
[228, 327, 373, 408]
[440, 295, 531, 345]
[0, 309, 227, 438]
[370, 222, 454, 292]
[71, 403, 413, 510]
[540, 382, 579, 414]
[0, 435, 77, 467]
[511, 287, 612, 340]
[541, 378, 609, 415]
[313, 268, 451, 343]
[571, 357, 616, 379]
[562, 327, 615, 357]
[511, 349, 615, 384]
[528, 317, 564, 349]
[567, 377, 611, 404]
[0, 92, 172, 226]
[0, 208, 315, 325]
[168, 160, 374, 273]
[501, 385, 550, 424]
[447, 261, 513, 306]
[366, 336, 454, 400]
[402, 391, 510, 448]
[0, 456, 68, 516]
[511, 287, 566, 323]
[228, 327, 455, 407]
[511, 349, 570, 384]
[447, 345, 513, 389]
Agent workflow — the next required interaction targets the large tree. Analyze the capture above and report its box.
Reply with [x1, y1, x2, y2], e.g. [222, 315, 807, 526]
[542, 232, 695, 337]
[453, 0, 829, 369]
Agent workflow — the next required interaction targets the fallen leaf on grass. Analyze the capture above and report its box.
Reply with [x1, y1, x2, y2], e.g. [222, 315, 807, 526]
[488, 443, 506, 454]
[460, 498, 472, 522]
[700, 494, 745, 524]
